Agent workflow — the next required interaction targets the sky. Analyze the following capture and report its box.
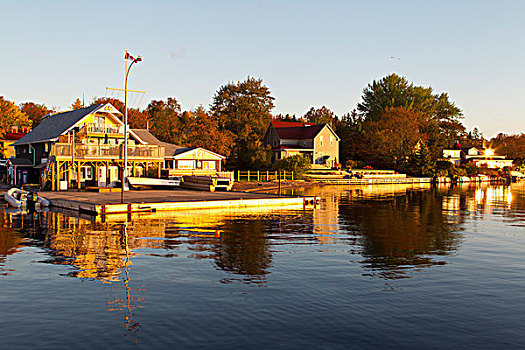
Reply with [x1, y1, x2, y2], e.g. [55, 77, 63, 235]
[1, 0, 524, 138]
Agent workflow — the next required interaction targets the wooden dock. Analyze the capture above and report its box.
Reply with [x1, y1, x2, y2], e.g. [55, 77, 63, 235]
[37, 189, 319, 216]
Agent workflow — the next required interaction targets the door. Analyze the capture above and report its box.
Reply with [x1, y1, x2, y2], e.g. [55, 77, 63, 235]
[98, 166, 107, 187]
[108, 166, 119, 187]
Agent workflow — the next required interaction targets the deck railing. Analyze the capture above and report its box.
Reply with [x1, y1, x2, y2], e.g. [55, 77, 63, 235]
[82, 123, 124, 135]
[235, 170, 294, 182]
[52, 143, 165, 160]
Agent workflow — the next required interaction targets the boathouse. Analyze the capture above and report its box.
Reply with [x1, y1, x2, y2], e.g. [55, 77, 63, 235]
[131, 129, 226, 175]
[263, 121, 340, 167]
[11, 103, 164, 189]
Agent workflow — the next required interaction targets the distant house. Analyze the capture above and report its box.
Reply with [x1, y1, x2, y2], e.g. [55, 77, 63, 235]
[11, 103, 164, 189]
[442, 144, 513, 169]
[1, 126, 30, 159]
[263, 121, 340, 167]
[132, 129, 226, 174]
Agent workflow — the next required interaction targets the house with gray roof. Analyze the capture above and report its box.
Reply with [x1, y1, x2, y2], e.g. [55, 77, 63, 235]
[11, 103, 164, 189]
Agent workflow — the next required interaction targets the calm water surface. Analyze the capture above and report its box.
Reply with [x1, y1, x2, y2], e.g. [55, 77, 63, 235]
[1, 183, 525, 349]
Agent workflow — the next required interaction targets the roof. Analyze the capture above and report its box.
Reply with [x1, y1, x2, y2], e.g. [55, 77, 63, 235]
[274, 125, 325, 140]
[14, 104, 115, 145]
[131, 129, 185, 157]
[172, 147, 225, 159]
[271, 145, 313, 150]
[131, 129, 162, 145]
[271, 121, 315, 128]
[10, 158, 33, 166]
[3, 132, 27, 141]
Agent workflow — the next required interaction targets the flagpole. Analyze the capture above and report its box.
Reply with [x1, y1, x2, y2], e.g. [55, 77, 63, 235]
[121, 51, 142, 204]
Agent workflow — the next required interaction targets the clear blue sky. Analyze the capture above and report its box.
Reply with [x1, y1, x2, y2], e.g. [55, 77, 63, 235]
[2, 0, 524, 138]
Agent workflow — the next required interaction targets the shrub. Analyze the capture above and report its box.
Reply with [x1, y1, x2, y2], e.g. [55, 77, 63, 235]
[272, 154, 311, 177]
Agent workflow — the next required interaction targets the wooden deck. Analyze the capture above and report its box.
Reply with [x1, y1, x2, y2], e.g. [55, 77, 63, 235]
[37, 189, 319, 216]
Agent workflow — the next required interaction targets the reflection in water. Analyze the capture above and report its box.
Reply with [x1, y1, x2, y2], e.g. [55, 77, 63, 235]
[292, 184, 461, 280]
[6, 184, 522, 285]
[2, 183, 525, 347]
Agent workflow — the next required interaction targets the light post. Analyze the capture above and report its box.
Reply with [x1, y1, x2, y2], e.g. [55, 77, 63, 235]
[121, 51, 142, 204]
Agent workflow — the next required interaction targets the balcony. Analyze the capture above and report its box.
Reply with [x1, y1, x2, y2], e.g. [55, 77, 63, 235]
[81, 123, 124, 136]
[52, 143, 165, 160]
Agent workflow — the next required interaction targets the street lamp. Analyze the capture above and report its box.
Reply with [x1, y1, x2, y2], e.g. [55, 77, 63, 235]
[121, 51, 142, 204]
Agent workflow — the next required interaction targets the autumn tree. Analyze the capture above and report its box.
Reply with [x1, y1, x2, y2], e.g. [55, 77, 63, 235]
[0, 97, 32, 138]
[71, 98, 83, 110]
[20, 102, 52, 127]
[363, 107, 425, 169]
[210, 77, 275, 169]
[303, 106, 337, 126]
[185, 106, 235, 158]
[146, 98, 189, 145]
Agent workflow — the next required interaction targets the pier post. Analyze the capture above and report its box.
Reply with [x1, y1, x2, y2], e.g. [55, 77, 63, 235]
[247, 170, 250, 182]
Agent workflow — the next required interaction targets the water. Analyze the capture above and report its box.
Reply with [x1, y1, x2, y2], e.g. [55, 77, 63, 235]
[1, 183, 525, 349]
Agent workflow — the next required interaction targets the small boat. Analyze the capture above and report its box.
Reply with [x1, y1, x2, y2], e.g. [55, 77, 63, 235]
[126, 176, 181, 190]
[4, 188, 50, 208]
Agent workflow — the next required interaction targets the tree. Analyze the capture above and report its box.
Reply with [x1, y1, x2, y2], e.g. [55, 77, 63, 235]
[272, 154, 311, 176]
[0, 97, 32, 138]
[273, 113, 299, 122]
[71, 98, 83, 110]
[210, 77, 275, 169]
[146, 98, 189, 145]
[356, 73, 465, 164]
[20, 102, 52, 127]
[357, 74, 462, 124]
[185, 106, 235, 159]
[303, 106, 336, 126]
[363, 107, 425, 169]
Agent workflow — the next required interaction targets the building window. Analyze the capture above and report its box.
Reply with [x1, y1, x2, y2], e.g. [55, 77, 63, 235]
[320, 136, 323, 146]
[178, 160, 195, 169]
[330, 136, 333, 146]
[203, 161, 216, 170]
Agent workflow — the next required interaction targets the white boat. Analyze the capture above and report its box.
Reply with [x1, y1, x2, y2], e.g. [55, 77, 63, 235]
[4, 188, 50, 208]
[126, 176, 181, 190]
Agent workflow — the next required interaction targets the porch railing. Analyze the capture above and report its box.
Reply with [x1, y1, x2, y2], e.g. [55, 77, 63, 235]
[81, 123, 124, 135]
[52, 143, 165, 160]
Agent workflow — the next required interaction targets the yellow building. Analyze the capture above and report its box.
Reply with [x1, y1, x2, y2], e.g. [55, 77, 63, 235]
[12, 103, 164, 189]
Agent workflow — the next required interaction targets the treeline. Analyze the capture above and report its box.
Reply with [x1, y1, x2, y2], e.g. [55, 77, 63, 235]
[2, 74, 523, 171]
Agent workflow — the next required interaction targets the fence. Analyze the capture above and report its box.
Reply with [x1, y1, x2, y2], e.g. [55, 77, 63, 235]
[235, 170, 294, 182]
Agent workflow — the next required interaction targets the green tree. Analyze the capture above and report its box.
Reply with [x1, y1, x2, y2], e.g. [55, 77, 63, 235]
[20, 102, 52, 127]
[272, 154, 311, 176]
[357, 74, 462, 124]
[210, 77, 275, 169]
[355, 74, 464, 166]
